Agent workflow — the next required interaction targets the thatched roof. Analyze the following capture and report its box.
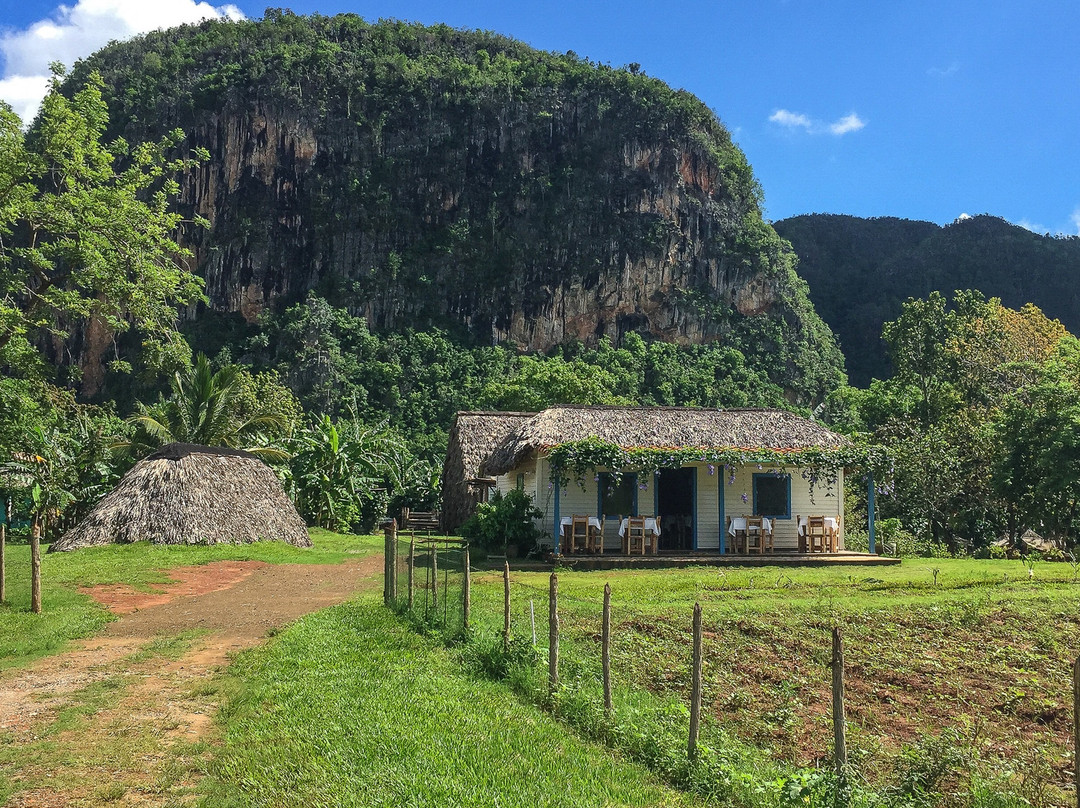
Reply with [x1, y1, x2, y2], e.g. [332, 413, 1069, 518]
[483, 406, 849, 475]
[441, 411, 536, 531]
[50, 443, 311, 552]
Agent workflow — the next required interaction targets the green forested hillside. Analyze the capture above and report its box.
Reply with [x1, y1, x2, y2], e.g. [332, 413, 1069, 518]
[60, 11, 844, 406]
[776, 213, 1080, 385]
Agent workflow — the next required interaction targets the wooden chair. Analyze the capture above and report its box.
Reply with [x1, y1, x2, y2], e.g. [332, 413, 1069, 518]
[626, 516, 646, 555]
[640, 515, 659, 555]
[728, 515, 749, 554]
[762, 518, 774, 553]
[586, 517, 605, 554]
[746, 516, 765, 554]
[569, 514, 590, 554]
[806, 515, 828, 553]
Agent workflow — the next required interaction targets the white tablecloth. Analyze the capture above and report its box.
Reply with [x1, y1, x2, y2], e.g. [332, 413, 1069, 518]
[559, 516, 602, 533]
[797, 516, 839, 536]
[728, 516, 772, 536]
[617, 517, 661, 537]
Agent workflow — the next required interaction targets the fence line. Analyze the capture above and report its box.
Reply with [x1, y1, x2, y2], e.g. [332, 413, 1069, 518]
[382, 554, 1080, 803]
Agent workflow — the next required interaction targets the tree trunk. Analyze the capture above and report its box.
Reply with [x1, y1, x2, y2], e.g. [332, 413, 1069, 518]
[30, 513, 42, 614]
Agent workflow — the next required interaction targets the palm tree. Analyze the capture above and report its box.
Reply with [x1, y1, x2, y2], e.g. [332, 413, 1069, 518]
[116, 354, 288, 460]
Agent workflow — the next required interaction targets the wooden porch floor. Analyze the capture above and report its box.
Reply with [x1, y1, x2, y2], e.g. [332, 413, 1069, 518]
[491, 551, 900, 571]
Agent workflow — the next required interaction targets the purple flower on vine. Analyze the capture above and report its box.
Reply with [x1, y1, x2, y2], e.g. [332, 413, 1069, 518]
[741, 492, 748, 503]
[707, 464, 715, 476]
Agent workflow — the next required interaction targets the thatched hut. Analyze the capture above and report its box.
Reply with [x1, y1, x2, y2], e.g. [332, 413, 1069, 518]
[471, 406, 852, 554]
[50, 443, 311, 552]
[442, 411, 536, 531]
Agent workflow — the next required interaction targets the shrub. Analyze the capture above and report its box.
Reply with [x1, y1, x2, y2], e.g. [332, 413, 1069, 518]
[459, 489, 542, 555]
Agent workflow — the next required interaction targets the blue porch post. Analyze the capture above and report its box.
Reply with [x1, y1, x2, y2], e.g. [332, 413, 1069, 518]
[867, 471, 876, 554]
[691, 468, 698, 551]
[554, 479, 562, 555]
[718, 471, 726, 554]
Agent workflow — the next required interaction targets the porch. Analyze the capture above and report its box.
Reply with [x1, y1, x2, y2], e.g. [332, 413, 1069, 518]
[486, 550, 900, 571]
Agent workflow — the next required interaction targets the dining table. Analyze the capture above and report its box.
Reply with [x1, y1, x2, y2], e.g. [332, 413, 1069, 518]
[727, 516, 772, 553]
[797, 516, 840, 552]
[558, 516, 603, 553]
[617, 517, 661, 538]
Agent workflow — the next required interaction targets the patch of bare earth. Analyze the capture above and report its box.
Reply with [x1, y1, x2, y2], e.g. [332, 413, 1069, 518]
[1, 555, 381, 807]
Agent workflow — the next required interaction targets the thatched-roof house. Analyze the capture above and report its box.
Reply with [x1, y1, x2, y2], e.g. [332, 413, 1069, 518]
[50, 443, 311, 552]
[462, 406, 852, 554]
[442, 411, 536, 531]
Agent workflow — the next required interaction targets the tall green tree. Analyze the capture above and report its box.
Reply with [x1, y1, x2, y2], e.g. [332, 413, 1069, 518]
[0, 68, 205, 376]
[993, 338, 1080, 542]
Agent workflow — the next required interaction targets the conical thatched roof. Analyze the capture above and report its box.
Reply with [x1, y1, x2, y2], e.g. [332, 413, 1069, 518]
[50, 443, 311, 552]
[482, 406, 849, 475]
[442, 411, 536, 531]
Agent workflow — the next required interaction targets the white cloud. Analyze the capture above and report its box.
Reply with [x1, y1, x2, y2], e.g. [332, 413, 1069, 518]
[828, 112, 865, 135]
[0, 0, 245, 123]
[1016, 219, 1050, 235]
[769, 109, 813, 131]
[0, 74, 51, 123]
[1014, 211, 1080, 237]
[769, 108, 865, 137]
[927, 61, 961, 78]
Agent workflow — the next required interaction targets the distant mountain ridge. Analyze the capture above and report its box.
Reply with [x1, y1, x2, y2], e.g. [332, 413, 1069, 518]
[774, 213, 1080, 386]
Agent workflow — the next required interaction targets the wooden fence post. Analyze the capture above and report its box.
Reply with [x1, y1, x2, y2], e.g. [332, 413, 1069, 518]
[832, 626, 848, 775]
[602, 582, 612, 716]
[0, 522, 6, 605]
[388, 522, 398, 603]
[503, 561, 512, 651]
[548, 571, 559, 697]
[407, 536, 415, 611]
[383, 519, 396, 605]
[1073, 655, 1079, 808]
[463, 543, 471, 630]
[1, 497, 7, 605]
[530, 599, 536, 645]
[30, 514, 41, 615]
[431, 545, 438, 615]
[689, 602, 703, 760]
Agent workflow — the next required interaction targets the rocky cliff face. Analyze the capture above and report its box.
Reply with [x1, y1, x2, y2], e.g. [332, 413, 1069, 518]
[67, 13, 843, 399]
[179, 104, 770, 351]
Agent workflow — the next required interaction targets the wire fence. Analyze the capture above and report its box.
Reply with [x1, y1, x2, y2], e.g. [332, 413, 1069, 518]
[380, 540, 1080, 805]
[385, 524, 470, 637]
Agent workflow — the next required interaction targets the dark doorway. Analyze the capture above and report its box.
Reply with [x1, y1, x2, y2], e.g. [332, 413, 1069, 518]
[656, 468, 695, 552]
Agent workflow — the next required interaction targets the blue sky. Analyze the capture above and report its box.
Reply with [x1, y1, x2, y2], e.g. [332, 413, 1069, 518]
[2, 0, 1078, 233]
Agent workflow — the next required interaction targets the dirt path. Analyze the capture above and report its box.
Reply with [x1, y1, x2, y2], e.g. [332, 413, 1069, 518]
[1, 554, 382, 807]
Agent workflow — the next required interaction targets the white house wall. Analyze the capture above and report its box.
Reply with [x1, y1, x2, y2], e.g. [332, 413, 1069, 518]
[721, 464, 845, 551]
[498, 456, 844, 553]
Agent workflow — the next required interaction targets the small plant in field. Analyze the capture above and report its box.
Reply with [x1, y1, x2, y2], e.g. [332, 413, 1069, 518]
[924, 567, 941, 587]
[1069, 552, 1079, 583]
[1022, 556, 1037, 579]
[885, 728, 973, 808]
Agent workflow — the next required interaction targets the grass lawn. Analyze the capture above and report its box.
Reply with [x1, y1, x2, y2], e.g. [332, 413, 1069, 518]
[0, 528, 381, 670]
[458, 558, 1080, 806]
[200, 596, 707, 808]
